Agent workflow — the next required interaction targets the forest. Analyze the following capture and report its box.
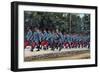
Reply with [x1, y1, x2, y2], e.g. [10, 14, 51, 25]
[24, 11, 90, 35]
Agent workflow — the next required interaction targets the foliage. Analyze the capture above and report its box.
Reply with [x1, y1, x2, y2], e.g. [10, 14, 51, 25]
[24, 11, 90, 34]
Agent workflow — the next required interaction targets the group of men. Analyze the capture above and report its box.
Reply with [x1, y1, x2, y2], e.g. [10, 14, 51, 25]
[24, 27, 90, 52]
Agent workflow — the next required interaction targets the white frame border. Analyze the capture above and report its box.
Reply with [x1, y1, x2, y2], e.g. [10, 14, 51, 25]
[18, 5, 96, 69]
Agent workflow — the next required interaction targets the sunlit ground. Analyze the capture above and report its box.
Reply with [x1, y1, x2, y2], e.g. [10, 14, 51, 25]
[24, 48, 90, 62]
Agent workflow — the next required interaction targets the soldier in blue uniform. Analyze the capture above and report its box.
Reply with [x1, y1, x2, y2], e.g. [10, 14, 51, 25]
[83, 35, 90, 48]
[30, 27, 42, 51]
[57, 31, 64, 51]
[76, 35, 81, 48]
[64, 34, 71, 49]
[50, 30, 57, 51]
[41, 29, 49, 50]
[47, 30, 53, 49]
[42, 30, 48, 41]
[51, 29, 63, 51]
[24, 27, 32, 49]
[25, 27, 32, 41]
[87, 35, 90, 48]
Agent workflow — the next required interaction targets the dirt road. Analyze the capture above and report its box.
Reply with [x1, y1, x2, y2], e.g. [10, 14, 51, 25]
[24, 48, 90, 61]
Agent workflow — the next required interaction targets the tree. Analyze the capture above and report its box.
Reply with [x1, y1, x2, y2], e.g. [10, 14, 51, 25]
[24, 11, 90, 35]
[82, 14, 90, 34]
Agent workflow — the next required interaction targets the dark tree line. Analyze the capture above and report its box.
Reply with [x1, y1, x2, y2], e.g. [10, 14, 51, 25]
[24, 11, 90, 35]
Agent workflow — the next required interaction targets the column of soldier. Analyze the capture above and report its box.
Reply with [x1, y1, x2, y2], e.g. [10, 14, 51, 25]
[24, 27, 90, 52]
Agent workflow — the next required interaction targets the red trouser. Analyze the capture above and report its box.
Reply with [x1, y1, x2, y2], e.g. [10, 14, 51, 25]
[64, 42, 70, 48]
[41, 41, 48, 47]
[31, 42, 36, 48]
[24, 40, 30, 48]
